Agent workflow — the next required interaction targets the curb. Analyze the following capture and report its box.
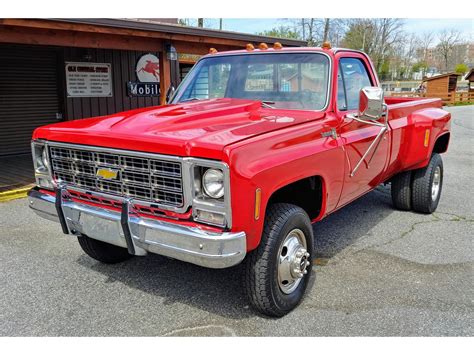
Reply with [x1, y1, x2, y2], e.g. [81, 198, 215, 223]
[0, 184, 34, 203]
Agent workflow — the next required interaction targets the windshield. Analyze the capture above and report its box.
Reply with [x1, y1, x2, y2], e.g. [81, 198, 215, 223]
[172, 52, 330, 110]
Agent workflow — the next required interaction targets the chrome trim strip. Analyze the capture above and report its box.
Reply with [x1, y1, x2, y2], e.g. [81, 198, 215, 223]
[27, 188, 245, 269]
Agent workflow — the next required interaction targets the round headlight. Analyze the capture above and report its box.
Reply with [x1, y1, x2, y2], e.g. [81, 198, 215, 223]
[202, 169, 224, 199]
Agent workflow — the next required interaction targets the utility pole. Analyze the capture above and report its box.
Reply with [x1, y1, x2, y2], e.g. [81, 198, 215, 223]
[301, 18, 305, 41]
[323, 18, 330, 43]
[219, 18, 223, 30]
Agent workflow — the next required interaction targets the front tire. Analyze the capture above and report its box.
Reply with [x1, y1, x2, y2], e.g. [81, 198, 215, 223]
[243, 203, 314, 317]
[412, 153, 444, 213]
[78, 234, 133, 264]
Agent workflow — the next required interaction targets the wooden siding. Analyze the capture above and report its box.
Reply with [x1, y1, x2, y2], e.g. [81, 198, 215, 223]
[62, 48, 162, 120]
[426, 76, 448, 95]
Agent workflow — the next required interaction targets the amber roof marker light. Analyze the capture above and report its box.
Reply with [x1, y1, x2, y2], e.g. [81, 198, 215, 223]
[259, 43, 268, 50]
[322, 41, 332, 50]
[246, 43, 255, 51]
[273, 42, 283, 50]
[209, 48, 218, 54]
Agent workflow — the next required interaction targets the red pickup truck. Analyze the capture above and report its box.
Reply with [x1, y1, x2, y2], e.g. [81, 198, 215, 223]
[28, 45, 451, 317]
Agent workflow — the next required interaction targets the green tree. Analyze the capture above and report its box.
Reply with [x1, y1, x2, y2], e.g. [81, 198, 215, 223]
[454, 63, 469, 75]
[379, 60, 390, 81]
[257, 26, 300, 40]
[341, 19, 404, 77]
[412, 61, 429, 77]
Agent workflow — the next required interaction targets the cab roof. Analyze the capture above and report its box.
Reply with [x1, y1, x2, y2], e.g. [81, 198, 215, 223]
[201, 46, 365, 59]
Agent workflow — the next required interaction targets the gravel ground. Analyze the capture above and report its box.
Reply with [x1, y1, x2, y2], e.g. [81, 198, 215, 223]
[0, 106, 472, 336]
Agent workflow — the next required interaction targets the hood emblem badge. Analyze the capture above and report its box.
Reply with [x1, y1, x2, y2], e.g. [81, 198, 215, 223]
[96, 168, 119, 180]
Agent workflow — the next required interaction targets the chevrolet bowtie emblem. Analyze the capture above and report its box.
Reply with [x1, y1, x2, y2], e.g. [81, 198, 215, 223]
[96, 167, 119, 180]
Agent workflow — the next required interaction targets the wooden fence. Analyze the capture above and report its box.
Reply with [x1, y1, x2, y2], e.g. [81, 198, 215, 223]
[387, 91, 474, 105]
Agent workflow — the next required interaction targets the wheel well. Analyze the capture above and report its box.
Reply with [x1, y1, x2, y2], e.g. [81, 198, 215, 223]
[267, 176, 323, 220]
[433, 133, 450, 154]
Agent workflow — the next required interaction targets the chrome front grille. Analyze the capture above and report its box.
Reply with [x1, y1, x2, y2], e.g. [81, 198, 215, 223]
[49, 145, 184, 207]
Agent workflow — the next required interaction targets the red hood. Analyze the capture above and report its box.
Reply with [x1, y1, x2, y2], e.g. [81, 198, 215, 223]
[33, 98, 325, 160]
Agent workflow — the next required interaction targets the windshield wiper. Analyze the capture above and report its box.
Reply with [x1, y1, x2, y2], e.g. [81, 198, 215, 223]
[261, 100, 275, 109]
[180, 97, 201, 103]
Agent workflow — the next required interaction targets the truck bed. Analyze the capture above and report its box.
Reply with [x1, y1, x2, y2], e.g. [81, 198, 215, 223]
[385, 96, 443, 110]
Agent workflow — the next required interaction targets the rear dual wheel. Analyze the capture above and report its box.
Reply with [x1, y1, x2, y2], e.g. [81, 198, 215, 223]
[391, 153, 443, 214]
[412, 153, 443, 213]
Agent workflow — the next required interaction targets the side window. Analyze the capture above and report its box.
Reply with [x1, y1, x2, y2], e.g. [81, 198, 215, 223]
[338, 57, 372, 111]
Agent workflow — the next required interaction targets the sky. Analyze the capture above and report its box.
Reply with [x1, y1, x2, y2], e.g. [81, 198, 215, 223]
[194, 18, 473, 43]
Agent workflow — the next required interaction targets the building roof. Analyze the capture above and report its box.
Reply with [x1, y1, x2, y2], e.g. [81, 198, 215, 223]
[422, 72, 462, 82]
[464, 68, 474, 81]
[51, 18, 307, 47]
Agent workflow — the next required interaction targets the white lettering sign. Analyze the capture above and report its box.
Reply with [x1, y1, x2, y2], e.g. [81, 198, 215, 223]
[65, 62, 112, 97]
[127, 82, 160, 97]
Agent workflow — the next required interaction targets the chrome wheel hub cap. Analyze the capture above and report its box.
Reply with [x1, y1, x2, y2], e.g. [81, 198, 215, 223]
[432, 166, 441, 201]
[278, 229, 310, 294]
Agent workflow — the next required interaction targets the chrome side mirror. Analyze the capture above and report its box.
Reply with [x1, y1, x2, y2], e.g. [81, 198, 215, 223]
[359, 86, 384, 120]
[348, 86, 389, 177]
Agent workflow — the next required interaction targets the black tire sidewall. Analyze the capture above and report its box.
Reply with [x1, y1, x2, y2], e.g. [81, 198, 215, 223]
[428, 154, 443, 212]
[267, 209, 314, 313]
[412, 153, 444, 214]
[78, 234, 132, 264]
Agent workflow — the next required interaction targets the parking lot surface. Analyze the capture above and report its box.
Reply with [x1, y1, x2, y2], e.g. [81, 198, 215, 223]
[0, 106, 472, 336]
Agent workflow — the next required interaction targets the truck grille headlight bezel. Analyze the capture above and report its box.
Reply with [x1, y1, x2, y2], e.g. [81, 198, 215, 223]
[31, 140, 54, 190]
[187, 158, 231, 229]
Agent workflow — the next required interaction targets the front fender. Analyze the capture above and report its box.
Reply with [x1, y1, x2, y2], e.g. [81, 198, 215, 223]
[225, 120, 345, 252]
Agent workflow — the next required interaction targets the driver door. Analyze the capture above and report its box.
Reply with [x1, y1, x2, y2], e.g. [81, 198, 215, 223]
[336, 55, 390, 208]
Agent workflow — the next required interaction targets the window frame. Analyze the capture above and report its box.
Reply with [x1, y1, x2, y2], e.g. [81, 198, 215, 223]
[337, 56, 374, 111]
[334, 52, 379, 116]
[171, 51, 333, 112]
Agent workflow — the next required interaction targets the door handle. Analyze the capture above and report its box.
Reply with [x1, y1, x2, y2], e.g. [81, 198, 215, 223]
[321, 128, 338, 140]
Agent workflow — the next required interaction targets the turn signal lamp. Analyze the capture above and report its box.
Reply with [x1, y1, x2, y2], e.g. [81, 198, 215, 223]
[209, 48, 218, 54]
[273, 42, 283, 50]
[259, 42, 268, 50]
[424, 129, 430, 147]
[322, 41, 332, 50]
[254, 188, 262, 220]
[246, 43, 255, 51]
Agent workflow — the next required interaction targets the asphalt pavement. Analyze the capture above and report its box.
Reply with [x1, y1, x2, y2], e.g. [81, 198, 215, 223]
[0, 106, 472, 336]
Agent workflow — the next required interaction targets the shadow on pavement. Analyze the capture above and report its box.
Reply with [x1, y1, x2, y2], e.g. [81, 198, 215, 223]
[314, 184, 395, 259]
[76, 184, 396, 319]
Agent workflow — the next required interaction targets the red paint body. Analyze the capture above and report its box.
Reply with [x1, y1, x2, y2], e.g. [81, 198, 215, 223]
[33, 48, 451, 252]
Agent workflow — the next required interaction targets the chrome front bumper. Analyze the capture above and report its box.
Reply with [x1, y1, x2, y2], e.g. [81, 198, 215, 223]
[27, 187, 246, 269]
